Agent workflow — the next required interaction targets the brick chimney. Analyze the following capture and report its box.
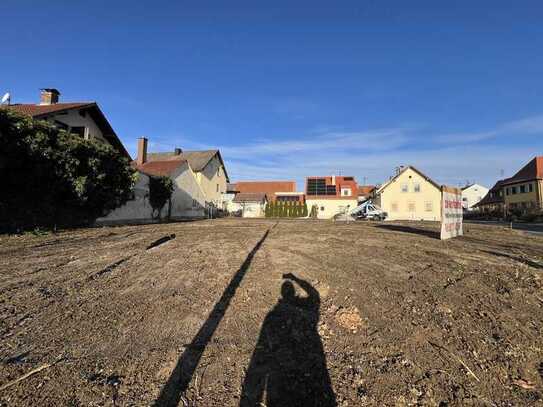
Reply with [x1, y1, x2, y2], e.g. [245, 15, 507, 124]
[40, 88, 60, 105]
[137, 137, 148, 165]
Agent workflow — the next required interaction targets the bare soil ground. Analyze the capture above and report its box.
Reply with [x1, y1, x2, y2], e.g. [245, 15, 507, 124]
[1, 219, 543, 406]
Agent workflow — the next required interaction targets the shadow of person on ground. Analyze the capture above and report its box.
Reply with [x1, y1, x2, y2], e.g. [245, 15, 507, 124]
[240, 273, 336, 407]
[375, 224, 440, 239]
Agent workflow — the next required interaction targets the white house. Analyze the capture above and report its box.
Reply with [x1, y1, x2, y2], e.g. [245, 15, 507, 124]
[147, 149, 229, 209]
[231, 192, 268, 218]
[305, 176, 358, 219]
[374, 166, 442, 221]
[97, 138, 207, 224]
[5, 88, 130, 159]
[461, 183, 489, 211]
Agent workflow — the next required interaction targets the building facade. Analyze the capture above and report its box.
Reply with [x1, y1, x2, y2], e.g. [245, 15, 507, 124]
[147, 147, 229, 209]
[502, 156, 543, 212]
[474, 180, 505, 214]
[374, 166, 442, 221]
[461, 183, 489, 211]
[305, 176, 358, 219]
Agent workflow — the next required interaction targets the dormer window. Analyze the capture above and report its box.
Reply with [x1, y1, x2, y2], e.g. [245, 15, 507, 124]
[341, 188, 351, 196]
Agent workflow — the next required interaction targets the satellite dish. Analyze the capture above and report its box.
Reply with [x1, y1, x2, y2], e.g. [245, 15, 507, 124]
[1, 92, 10, 104]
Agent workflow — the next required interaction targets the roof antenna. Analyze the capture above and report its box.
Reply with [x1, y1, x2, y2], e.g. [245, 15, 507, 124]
[1, 92, 10, 105]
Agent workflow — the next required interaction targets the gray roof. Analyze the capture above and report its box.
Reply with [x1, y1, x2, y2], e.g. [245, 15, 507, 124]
[233, 192, 267, 203]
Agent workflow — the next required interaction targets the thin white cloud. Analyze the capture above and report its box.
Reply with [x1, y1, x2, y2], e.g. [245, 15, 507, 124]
[502, 114, 543, 134]
[434, 114, 543, 144]
[226, 144, 539, 189]
[220, 128, 410, 158]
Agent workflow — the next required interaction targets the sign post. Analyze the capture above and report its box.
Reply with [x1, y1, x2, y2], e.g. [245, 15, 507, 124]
[440, 186, 463, 240]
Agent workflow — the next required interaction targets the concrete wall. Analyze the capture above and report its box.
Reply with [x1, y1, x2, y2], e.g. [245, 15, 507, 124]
[45, 109, 107, 144]
[96, 172, 155, 224]
[306, 199, 358, 219]
[376, 167, 442, 221]
[240, 202, 266, 218]
[462, 184, 489, 210]
[195, 155, 228, 207]
[222, 192, 237, 212]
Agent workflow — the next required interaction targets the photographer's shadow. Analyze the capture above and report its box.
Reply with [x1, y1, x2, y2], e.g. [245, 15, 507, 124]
[240, 273, 336, 407]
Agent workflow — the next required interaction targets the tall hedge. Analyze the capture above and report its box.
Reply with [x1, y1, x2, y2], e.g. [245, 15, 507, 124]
[0, 109, 135, 232]
[149, 176, 174, 219]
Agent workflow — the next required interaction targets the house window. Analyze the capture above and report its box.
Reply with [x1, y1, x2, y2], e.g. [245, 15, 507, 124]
[192, 199, 198, 208]
[320, 206, 325, 211]
[391, 202, 398, 212]
[216, 184, 219, 193]
[341, 188, 351, 196]
[414, 183, 421, 193]
[425, 201, 433, 212]
[512, 186, 517, 195]
[217, 168, 220, 177]
[401, 183, 408, 193]
[529, 183, 534, 193]
[520, 185, 526, 193]
[70, 126, 86, 138]
[408, 202, 416, 212]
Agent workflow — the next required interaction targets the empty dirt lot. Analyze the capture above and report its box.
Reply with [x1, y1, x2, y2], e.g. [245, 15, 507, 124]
[1, 219, 543, 406]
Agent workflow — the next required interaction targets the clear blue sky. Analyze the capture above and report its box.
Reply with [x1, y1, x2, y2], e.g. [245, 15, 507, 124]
[2, 1, 542, 189]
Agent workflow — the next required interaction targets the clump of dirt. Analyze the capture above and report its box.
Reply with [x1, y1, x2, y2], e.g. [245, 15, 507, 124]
[334, 306, 366, 333]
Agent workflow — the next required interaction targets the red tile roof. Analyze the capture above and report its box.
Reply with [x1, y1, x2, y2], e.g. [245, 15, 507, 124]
[235, 181, 297, 195]
[502, 156, 543, 185]
[6, 102, 95, 117]
[132, 160, 186, 177]
[357, 185, 375, 196]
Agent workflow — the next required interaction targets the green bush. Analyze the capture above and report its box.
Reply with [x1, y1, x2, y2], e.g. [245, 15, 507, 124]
[149, 176, 174, 219]
[0, 109, 135, 232]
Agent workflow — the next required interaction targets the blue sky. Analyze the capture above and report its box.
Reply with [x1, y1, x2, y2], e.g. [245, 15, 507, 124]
[2, 1, 542, 189]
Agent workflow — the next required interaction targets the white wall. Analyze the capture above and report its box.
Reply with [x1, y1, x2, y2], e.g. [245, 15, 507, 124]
[96, 163, 207, 225]
[96, 173, 156, 224]
[169, 162, 206, 218]
[306, 199, 358, 219]
[46, 109, 107, 144]
[222, 192, 237, 212]
[240, 202, 266, 218]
